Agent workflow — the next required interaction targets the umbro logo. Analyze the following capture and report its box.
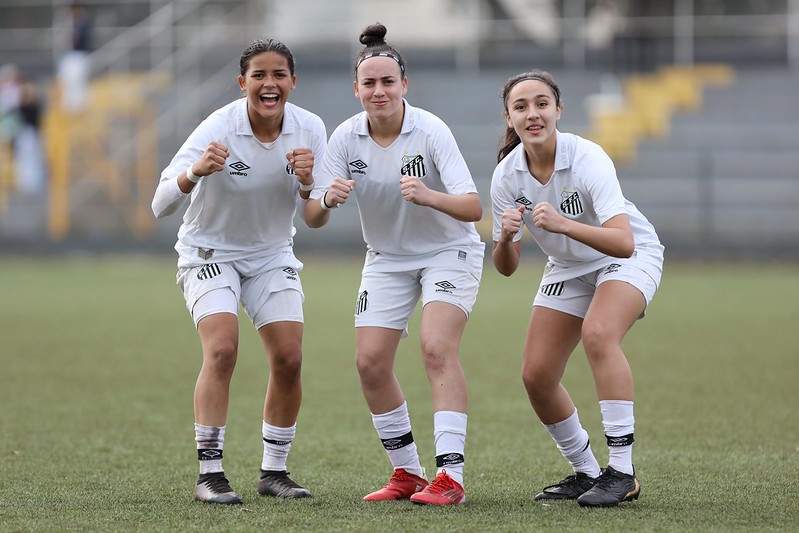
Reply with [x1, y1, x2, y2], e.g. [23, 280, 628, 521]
[283, 267, 298, 280]
[435, 280, 456, 294]
[229, 161, 250, 176]
[604, 263, 621, 274]
[515, 196, 533, 208]
[349, 159, 367, 175]
[200, 450, 221, 459]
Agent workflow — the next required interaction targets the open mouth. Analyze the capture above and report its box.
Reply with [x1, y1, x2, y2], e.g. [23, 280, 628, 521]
[259, 93, 280, 106]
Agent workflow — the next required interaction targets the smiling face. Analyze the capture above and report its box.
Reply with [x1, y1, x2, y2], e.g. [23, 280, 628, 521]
[354, 55, 407, 123]
[504, 79, 561, 150]
[238, 51, 296, 125]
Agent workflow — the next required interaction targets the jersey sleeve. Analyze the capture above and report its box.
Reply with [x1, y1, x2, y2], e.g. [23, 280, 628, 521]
[490, 166, 523, 243]
[579, 148, 626, 225]
[429, 119, 477, 195]
[311, 122, 351, 200]
[151, 113, 221, 218]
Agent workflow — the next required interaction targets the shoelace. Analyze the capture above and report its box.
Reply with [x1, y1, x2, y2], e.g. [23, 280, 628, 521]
[424, 473, 456, 495]
[264, 471, 303, 489]
[542, 474, 582, 491]
[203, 474, 235, 494]
[384, 470, 415, 486]
[592, 469, 623, 491]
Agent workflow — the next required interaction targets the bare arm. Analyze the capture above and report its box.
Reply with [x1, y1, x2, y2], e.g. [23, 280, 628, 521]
[399, 175, 482, 222]
[533, 202, 634, 258]
[492, 205, 525, 276]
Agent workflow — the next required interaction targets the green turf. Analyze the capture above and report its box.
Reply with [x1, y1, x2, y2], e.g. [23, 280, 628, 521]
[1, 255, 798, 531]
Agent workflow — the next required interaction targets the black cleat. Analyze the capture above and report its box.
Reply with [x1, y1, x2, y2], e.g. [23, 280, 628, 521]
[257, 470, 312, 498]
[577, 466, 641, 507]
[194, 472, 243, 504]
[534, 472, 597, 501]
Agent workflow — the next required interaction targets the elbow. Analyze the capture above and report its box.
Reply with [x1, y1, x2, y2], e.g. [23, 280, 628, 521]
[613, 237, 635, 258]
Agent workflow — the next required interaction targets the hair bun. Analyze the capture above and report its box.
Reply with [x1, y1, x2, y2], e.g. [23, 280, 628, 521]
[359, 23, 387, 46]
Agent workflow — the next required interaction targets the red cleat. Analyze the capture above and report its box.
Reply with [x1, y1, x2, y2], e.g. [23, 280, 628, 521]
[409, 471, 465, 506]
[363, 468, 429, 501]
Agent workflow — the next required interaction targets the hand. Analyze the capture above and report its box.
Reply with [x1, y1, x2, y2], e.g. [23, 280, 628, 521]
[533, 201, 568, 233]
[286, 147, 315, 186]
[399, 174, 432, 206]
[324, 177, 355, 208]
[500, 205, 525, 242]
[193, 141, 229, 177]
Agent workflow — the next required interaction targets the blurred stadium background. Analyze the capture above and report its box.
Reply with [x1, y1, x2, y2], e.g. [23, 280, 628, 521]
[0, 0, 797, 258]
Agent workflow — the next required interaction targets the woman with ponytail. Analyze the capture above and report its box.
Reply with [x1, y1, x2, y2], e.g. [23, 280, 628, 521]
[490, 70, 664, 507]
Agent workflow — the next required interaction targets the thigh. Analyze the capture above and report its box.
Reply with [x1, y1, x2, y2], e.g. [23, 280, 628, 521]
[419, 301, 468, 355]
[583, 280, 646, 343]
[523, 305, 583, 382]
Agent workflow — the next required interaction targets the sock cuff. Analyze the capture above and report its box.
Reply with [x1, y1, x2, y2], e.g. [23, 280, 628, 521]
[372, 402, 412, 435]
[262, 421, 296, 442]
[434, 411, 467, 435]
[195, 424, 225, 448]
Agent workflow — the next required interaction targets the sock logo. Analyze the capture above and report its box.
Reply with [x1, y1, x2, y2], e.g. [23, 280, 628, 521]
[435, 453, 464, 467]
[606, 433, 635, 447]
[197, 448, 223, 460]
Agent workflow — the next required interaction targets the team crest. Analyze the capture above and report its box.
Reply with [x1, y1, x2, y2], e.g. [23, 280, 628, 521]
[400, 153, 427, 178]
[560, 188, 583, 215]
[285, 163, 295, 175]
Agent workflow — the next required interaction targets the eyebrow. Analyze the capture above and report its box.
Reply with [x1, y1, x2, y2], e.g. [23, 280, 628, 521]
[511, 94, 552, 104]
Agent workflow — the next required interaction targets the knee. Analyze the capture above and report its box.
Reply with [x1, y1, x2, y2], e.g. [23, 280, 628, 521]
[356, 348, 388, 384]
[521, 362, 557, 405]
[420, 337, 452, 375]
[204, 339, 238, 375]
[271, 343, 303, 383]
[581, 321, 617, 362]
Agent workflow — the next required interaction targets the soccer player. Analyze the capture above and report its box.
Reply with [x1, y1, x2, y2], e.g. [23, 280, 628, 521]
[490, 70, 664, 507]
[151, 39, 327, 504]
[306, 23, 484, 506]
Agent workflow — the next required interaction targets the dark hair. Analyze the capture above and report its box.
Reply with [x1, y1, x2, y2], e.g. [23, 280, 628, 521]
[240, 38, 295, 77]
[353, 23, 406, 79]
[497, 70, 562, 163]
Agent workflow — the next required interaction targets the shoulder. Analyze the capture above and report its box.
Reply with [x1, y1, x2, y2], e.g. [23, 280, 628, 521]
[409, 104, 452, 135]
[191, 100, 239, 139]
[564, 132, 611, 165]
[330, 113, 364, 139]
[285, 102, 326, 132]
[492, 145, 523, 188]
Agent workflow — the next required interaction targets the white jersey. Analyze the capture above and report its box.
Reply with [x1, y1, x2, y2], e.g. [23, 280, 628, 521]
[491, 132, 664, 283]
[315, 100, 483, 270]
[152, 99, 327, 268]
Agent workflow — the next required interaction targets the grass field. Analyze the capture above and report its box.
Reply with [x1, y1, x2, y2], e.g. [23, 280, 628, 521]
[1, 255, 798, 532]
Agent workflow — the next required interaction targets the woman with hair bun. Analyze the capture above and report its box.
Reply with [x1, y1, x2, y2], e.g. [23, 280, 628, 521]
[309, 23, 484, 506]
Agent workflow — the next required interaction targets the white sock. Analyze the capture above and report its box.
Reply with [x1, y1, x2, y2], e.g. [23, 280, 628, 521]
[195, 423, 225, 475]
[543, 409, 601, 478]
[262, 421, 295, 472]
[600, 400, 635, 475]
[372, 402, 424, 478]
[433, 411, 467, 487]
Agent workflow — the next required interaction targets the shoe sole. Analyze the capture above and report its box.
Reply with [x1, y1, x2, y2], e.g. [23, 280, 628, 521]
[578, 484, 641, 508]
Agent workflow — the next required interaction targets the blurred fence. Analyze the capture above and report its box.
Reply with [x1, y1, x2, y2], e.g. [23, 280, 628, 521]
[0, 0, 797, 257]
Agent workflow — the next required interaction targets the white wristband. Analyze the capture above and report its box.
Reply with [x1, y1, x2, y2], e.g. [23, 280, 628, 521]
[320, 191, 335, 211]
[299, 181, 314, 192]
[186, 165, 201, 183]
